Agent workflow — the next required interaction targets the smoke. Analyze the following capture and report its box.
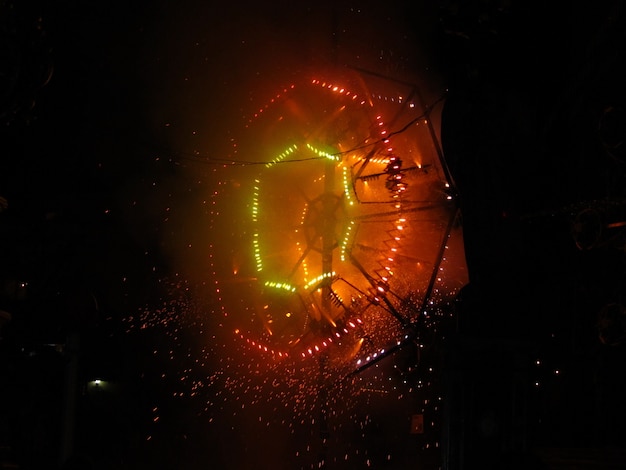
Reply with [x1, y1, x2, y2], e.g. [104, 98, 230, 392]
[123, 1, 444, 281]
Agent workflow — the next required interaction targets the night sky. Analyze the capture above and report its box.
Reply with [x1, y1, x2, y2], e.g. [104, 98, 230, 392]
[2, 1, 626, 470]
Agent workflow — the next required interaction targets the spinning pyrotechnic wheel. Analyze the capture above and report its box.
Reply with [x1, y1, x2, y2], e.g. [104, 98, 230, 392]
[220, 69, 456, 369]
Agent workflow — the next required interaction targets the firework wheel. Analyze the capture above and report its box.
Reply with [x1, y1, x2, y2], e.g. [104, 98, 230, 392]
[220, 70, 456, 370]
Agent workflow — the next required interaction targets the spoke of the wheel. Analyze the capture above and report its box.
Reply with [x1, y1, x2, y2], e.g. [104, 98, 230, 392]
[354, 164, 431, 182]
[288, 245, 313, 279]
[321, 159, 336, 314]
[348, 253, 407, 326]
[352, 203, 444, 221]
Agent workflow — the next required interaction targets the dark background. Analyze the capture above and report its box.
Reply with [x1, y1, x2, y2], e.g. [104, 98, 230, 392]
[2, 1, 626, 469]
[438, 1, 626, 469]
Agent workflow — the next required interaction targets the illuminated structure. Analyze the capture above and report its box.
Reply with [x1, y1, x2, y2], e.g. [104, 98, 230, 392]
[218, 70, 465, 374]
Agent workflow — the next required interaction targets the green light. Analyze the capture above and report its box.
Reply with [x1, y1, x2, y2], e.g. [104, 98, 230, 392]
[265, 144, 299, 168]
[252, 180, 261, 222]
[303, 271, 336, 291]
[306, 143, 339, 161]
[342, 166, 354, 206]
[264, 281, 297, 293]
[253, 236, 263, 272]
[340, 221, 355, 261]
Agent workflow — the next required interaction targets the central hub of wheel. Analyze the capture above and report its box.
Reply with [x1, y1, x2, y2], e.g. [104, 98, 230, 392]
[303, 192, 345, 253]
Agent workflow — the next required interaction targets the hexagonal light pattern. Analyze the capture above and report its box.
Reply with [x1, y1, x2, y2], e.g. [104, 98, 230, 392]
[218, 69, 463, 374]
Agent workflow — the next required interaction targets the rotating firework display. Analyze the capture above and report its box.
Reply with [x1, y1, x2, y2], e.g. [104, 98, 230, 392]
[216, 71, 463, 374]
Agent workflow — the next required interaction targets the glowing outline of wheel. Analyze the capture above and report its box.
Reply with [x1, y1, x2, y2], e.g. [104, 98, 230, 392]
[230, 73, 455, 368]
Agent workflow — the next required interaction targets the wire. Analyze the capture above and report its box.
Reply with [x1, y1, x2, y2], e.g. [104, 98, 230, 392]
[177, 153, 326, 166]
